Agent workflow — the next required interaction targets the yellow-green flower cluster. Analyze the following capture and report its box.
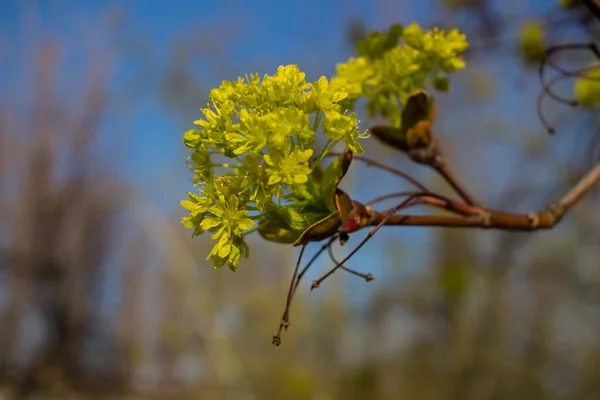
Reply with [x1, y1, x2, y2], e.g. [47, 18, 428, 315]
[333, 22, 469, 127]
[574, 67, 600, 108]
[181, 23, 470, 272]
[182, 65, 367, 270]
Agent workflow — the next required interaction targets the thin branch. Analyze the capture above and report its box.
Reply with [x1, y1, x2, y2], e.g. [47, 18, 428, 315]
[367, 191, 481, 216]
[371, 163, 600, 230]
[544, 43, 600, 80]
[582, 0, 600, 23]
[327, 152, 430, 192]
[536, 72, 578, 134]
[273, 245, 306, 346]
[274, 235, 374, 346]
[558, 159, 600, 209]
[311, 194, 419, 289]
[537, 42, 600, 133]
[327, 243, 374, 282]
[408, 143, 482, 207]
[366, 191, 415, 206]
[431, 160, 482, 207]
[292, 237, 337, 296]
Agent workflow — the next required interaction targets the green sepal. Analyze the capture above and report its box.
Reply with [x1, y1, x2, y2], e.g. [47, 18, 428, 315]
[432, 76, 450, 92]
[183, 129, 202, 148]
[293, 188, 354, 246]
[356, 23, 404, 60]
[370, 125, 409, 152]
[261, 201, 310, 232]
[370, 90, 435, 153]
[401, 90, 435, 130]
[335, 188, 354, 221]
[257, 220, 303, 244]
[310, 164, 324, 187]
[294, 211, 341, 246]
[320, 148, 353, 212]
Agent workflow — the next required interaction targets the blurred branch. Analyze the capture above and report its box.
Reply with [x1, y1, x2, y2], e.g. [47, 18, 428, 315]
[307, 135, 600, 292]
[374, 158, 600, 230]
[583, 0, 600, 22]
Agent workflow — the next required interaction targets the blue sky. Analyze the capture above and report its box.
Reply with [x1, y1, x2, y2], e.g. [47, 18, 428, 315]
[0, 0, 560, 295]
[0, 0, 437, 197]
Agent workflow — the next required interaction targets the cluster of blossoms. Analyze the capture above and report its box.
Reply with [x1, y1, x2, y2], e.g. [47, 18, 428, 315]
[574, 67, 600, 108]
[334, 23, 468, 127]
[181, 65, 366, 270]
[182, 23, 469, 271]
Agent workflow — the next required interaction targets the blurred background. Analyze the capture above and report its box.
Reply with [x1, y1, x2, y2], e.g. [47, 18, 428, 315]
[2, 0, 600, 398]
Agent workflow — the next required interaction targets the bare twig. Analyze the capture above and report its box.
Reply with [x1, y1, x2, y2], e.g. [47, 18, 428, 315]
[275, 234, 374, 346]
[273, 245, 306, 346]
[311, 194, 419, 289]
[582, 0, 600, 22]
[306, 159, 600, 294]
[293, 237, 337, 296]
[327, 152, 430, 192]
[558, 159, 600, 209]
[372, 160, 600, 230]
[407, 142, 482, 207]
[326, 244, 374, 283]
[432, 160, 482, 207]
[367, 191, 481, 216]
[537, 42, 600, 133]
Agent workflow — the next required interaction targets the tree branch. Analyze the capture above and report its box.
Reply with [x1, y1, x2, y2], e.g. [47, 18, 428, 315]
[328, 152, 430, 192]
[582, 0, 600, 23]
[431, 160, 482, 207]
[370, 160, 600, 231]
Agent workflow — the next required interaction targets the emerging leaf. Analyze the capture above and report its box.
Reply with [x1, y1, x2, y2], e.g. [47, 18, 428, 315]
[294, 211, 342, 246]
[293, 188, 354, 246]
[371, 90, 435, 153]
[335, 188, 354, 221]
[432, 75, 450, 92]
[356, 23, 404, 60]
[321, 149, 353, 212]
[257, 220, 303, 244]
[401, 90, 436, 131]
[370, 125, 409, 152]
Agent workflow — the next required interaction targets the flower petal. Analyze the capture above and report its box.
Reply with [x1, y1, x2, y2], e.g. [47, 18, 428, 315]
[238, 218, 254, 230]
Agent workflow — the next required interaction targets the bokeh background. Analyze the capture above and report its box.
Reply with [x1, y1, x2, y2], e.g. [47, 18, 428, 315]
[2, 0, 600, 398]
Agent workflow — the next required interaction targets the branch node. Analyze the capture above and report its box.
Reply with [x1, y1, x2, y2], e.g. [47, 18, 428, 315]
[547, 202, 566, 223]
[272, 335, 282, 346]
[473, 210, 492, 227]
[311, 280, 320, 290]
[526, 213, 540, 229]
[408, 143, 440, 166]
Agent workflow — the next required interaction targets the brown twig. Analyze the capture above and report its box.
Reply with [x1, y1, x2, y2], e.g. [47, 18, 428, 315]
[275, 234, 375, 346]
[273, 151, 600, 346]
[558, 159, 600, 209]
[582, 0, 600, 23]
[327, 152, 430, 192]
[371, 160, 600, 230]
[308, 160, 600, 294]
[537, 72, 575, 134]
[311, 194, 419, 289]
[407, 143, 482, 207]
[433, 160, 482, 207]
[273, 244, 306, 346]
[537, 42, 600, 133]
[367, 191, 481, 216]
[326, 243, 374, 283]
